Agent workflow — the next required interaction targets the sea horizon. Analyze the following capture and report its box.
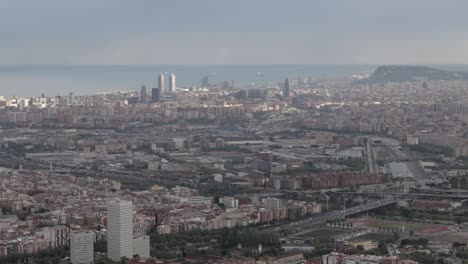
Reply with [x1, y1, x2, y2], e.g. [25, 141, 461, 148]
[1, 64, 468, 98]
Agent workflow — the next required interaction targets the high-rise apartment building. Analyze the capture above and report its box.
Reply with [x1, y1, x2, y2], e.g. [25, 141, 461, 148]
[158, 74, 165, 91]
[140, 85, 147, 103]
[168, 74, 176, 92]
[107, 200, 133, 261]
[70, 231, 95, 264]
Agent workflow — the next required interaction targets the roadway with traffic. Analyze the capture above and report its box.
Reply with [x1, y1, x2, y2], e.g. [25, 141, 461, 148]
[278, 196, 398, 238]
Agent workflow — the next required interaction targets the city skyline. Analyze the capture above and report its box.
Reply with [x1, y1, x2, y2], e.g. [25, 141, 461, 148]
[2, 64, 468, 263]
[2, 1, 468, 263]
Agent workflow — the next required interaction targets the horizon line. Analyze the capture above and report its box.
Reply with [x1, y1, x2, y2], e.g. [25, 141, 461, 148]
[1, 63, 468, 68]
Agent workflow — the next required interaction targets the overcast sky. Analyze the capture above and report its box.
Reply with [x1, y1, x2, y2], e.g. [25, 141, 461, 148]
[1, 0, 467, 65]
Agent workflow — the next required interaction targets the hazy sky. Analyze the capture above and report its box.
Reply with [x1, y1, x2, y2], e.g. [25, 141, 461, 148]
[1, 0, 467, 65]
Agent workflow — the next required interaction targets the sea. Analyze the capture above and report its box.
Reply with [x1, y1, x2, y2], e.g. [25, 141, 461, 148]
[1, 64, 468, 98]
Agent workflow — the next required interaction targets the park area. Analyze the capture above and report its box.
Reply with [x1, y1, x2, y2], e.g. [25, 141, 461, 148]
[349, 232, 394, 242]
[346, 218, 449, 235]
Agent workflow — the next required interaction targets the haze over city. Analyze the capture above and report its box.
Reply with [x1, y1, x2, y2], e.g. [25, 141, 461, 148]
[1, 1, 468, 264]
[1, 0, 468, 65]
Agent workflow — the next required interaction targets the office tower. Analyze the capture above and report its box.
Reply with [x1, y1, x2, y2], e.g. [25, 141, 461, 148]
[107, 200, 133, 262]
[222, 81, 229, 89]
[140, 85, 147, 103]
[151, 88, 161, 102]
[133, 236, 150, 259]
[168, 74, 176, 92]
[202, 75, 209, 87]
[283, 78, 290, 97]
[70, 231, 94, 264]
[158, 73, 165, 91]
[69, 92, 74, 104]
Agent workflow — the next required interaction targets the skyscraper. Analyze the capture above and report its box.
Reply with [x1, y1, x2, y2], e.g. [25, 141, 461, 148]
[140, 85, 147, 103]
[168, 74, 176, 92]
[201, 75, 209, 87]
[69, 92, 74, 105]
[152, 88, 161, 102]
[107, 200, 133, 261]
[158, 73, 165, 91]
[283, 78, 290, 97]
[70, 231, 94, 264]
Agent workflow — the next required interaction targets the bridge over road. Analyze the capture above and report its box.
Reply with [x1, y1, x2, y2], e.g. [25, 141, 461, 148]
[278, 197, 399, 238]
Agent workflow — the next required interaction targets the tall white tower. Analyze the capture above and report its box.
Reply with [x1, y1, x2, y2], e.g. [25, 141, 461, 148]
[158, 74, 165, 91]
[107, 200, 133, 261]
[168, 74, 176, 92]
[70, 231, 95, 264]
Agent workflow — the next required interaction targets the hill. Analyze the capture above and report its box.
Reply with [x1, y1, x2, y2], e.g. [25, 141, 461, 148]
[364, 65, 468, 84]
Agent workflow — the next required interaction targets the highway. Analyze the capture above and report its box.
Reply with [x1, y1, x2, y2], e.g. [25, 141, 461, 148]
[366, 138, 375, 173]
[278, 196, 398, 238]
[337, 187, 468, 199]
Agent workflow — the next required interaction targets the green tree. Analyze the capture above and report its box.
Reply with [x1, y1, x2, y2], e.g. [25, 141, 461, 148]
[94, 239, 107, 253]
[356, 245, 365, 252]
[401, 208, 414, 220]
[120, 256, 128, 264]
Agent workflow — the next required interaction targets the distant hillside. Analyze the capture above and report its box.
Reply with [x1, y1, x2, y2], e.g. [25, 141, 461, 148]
[364, 65, 468, 83]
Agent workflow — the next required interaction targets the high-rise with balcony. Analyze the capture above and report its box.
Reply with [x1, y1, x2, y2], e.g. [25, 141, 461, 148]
[107, 200, 133, 261]
[70, 230, 94, 264]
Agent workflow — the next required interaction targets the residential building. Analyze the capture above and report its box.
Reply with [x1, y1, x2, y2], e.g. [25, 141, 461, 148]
[70, 231, 95, 264]
[133, 236, 150, 259]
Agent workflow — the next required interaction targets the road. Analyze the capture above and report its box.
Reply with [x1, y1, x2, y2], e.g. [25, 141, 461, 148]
[365, 138, 375, 173]
[278, 196, 398, 238]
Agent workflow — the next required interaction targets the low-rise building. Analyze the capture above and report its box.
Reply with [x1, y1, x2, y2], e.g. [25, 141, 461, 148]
[70, 230, 95, 264]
